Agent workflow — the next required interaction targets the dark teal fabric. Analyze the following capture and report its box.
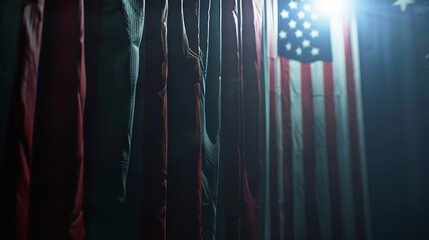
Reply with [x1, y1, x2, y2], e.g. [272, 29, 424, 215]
[200, 1, 222, 240]
[0, 0, 23, 171]
[357, 1, 429, 239]
[165, 0, 204, 238]
[83, 0, 144, 238]
[138, 0, 167, 238]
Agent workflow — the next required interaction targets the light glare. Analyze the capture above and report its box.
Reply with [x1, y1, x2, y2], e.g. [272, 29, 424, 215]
[315, 0, 348, 15]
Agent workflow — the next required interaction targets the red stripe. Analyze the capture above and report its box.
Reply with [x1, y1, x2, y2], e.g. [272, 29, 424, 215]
[301, 64, 320, 240]
[343, 18, 366, 239]
[280, 58, 294, 240]
[323, 62, 343, 239]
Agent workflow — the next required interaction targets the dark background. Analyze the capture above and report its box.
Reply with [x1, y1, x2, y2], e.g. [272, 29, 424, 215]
[357, 1, 429, 239]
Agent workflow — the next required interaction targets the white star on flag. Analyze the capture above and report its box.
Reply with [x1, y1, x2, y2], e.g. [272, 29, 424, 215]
[311, 47, 320, 56]
[311, 30, 319, 38]
[279, 31, 287, 39]
[296, 47, 302, 55]
[303, 39, 310, 48]
[298, 11, 305, 19]
[289, 1, 298, 9]
[289, 20, 297, 29]
[280, 9, 289, 19]
[286, 43, 292, 51]
[393, 0, 414, 12]
[295, 30, 303, 38]
[303, 21, 311, 29]
[303, 4, 311, 12]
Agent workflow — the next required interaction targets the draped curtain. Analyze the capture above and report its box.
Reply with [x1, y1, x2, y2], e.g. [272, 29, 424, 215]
[1, 0, 428, 240]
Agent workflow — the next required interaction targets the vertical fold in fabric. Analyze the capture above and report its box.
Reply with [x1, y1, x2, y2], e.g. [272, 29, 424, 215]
[139, 0, 168, 239]
[279, 57, 294, 240]
[218, 0, 241, 239]
[0, 0, 25, 167]
[200, 0, 222, 239]
[311, 62, 332, 240]
[323, 62, 343, 240]
[350, 13, 372, 239]
[268, 0, 287, 239]
[0, 1, 44, 239]
[330, 12, 356, 240]
[120, 0, 145, 203]
[241, 0, 263, 239]
[27, 0, 85, 238]
[83, 0, 145, 238]
[269, 56, 280, 239]
[301, 63, 320, 240]
[343, 15, 367, 240]
[166, 0, 203, 239]
[289, 60, 306, 240]
[259, 0, 271, 238]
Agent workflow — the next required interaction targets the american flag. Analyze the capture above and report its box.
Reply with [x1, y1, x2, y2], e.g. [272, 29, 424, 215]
[262, 0, 371, 239]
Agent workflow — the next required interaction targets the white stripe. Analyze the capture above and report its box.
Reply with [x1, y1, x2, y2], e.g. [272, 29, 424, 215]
[350, 13, 372, 240]
[272, 4, 284, 236]
[290, 59, 306, 240]
[330, 13, 356, 240]
[272, 0, 278, 56]
[311, 61, 332, 240]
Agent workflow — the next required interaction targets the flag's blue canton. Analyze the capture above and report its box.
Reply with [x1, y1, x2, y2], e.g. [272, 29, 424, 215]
[278, 0, 332, 63]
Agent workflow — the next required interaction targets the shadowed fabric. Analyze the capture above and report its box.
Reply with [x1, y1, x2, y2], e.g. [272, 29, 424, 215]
[218, 0, 241, 239]
[218, 0, 263, 239]
[241, 0, 263, 239]
[27, 0, 86, 238]
[200, 0, 222, 239]
[165, 0, 203, 239]
[0, 0, 89, 238]
[0, 0, 23, 174]
[0, 0, 44, 239]
[357, 2, 429, 239]
[83, 0, 144, 238]
[139, 0, 168, 238]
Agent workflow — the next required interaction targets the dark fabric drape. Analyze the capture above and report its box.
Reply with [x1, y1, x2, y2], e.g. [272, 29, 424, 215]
[1, 0, 86, 239]
[83, 0, 145, 239]
[218, 0, 241, 239]
[165, 0, 203, 239]
[241, 0, 262, 239]
[218, 0, 264, 239]
[200, 0, 222, 240]
[0, 0, 23, 169]
[28, 1, 86, 238]
[7, 0, 429, 239]
[357, 2, 429, 239]
[0, 1, 44, 239]
[138, 0, 168, 239]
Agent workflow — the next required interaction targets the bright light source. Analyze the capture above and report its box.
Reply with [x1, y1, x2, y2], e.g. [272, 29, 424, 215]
[314, 0, 348, 15]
